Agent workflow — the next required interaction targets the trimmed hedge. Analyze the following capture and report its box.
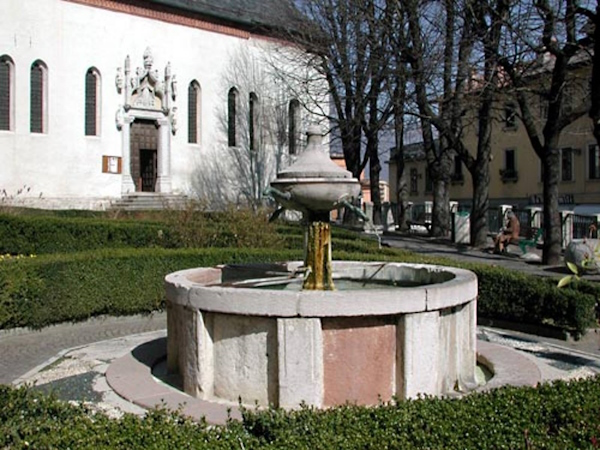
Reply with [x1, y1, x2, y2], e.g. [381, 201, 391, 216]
[3, 376, 600, 448]
[473, 265, 599, 337]
[0, 212, 284, 254]
[0, 212, 597, 334]
[0, 214, 173, 254]
[0, 246, 597, 335]
[0, 248, 301, 329]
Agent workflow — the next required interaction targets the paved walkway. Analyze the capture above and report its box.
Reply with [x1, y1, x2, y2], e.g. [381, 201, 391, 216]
[380, 231, 600, 281]
[0, 313, 166, 385]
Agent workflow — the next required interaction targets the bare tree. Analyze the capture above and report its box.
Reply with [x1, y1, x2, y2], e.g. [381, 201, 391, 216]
[460, 0, 510, 247]
[387, 1, 411, 230]
[578, 4, 600, 147]
[402, 0, 475, 237]
[193, 46, 298, 210]
[268, 0, 396, 225]
[497, 0, 591, 264]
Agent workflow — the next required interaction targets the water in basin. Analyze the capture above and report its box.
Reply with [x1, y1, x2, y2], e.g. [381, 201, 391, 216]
[220, 276, 436, 290]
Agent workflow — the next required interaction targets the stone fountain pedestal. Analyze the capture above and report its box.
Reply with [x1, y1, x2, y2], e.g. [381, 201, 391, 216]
[165, 261, 478, 408]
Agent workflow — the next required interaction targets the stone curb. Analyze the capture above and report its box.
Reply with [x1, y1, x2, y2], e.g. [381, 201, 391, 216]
[106, 336, 542, 425]
[476, 340, 541, 391]
[106, 337, 242, 424]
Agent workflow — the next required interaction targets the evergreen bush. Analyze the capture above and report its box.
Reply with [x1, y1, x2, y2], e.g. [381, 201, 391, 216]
[0, 248, 300, 329]
[3, 377, 600, 449]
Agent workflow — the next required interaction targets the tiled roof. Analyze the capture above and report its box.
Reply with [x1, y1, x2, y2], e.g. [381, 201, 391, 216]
[142, 0, 303, 33]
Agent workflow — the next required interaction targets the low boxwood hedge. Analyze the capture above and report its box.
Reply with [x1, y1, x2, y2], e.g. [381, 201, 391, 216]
[0, 246, 597, 335]
[0, 248, 300, 329]
[0, 212, 285, 254]
[2, 376, 600, 449]
[0, 214, 173, 254]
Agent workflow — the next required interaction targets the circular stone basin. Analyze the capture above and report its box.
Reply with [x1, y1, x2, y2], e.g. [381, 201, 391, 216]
[165, 261, 478, 409]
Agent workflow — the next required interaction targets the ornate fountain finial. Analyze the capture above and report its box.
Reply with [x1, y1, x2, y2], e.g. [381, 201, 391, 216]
[267, 123, 361, 290]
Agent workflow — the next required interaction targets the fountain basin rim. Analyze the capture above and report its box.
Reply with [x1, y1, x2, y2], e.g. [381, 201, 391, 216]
[164, 261, 478, 318]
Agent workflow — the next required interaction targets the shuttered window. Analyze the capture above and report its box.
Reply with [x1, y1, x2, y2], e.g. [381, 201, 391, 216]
[0, 57, 11, 131]
[30, 62, 45, 133]
[85, 69, 98, 136]
[589, 145, 600, 180]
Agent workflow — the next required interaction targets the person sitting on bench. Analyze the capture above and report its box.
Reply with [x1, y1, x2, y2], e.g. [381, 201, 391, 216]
[494, 210, 520, 253]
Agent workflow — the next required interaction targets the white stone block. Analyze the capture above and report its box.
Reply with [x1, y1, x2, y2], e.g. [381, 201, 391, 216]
[277, 318, 323, 408]
[397, 311, 440, 398]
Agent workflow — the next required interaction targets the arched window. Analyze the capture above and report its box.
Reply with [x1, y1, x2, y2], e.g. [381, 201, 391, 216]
[249, 92, 259, 152]
[0, 55, 14, 131]
[227, 87, 238, 147]
[30, 60, 48, 133]
[188, 80, 201, 144]
[288, 99, 300, 155]
[85, 67, 101, 136]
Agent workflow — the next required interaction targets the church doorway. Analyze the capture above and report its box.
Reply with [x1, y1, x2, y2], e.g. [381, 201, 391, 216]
[140, 149, 157, 192]
[130, 119, 158, 192]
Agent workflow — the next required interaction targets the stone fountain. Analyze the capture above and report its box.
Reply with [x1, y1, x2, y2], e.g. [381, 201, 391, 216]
[165, 126, 478, 409]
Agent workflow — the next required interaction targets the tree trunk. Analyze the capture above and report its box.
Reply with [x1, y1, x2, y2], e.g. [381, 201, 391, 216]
[542, 148, 562, 265]
[394, 151, 409, 231]
[432, 178, 451, 237]
[590, 3, 600, 146]
[367, 134, 382, 225]
[470, 162, 490, 247]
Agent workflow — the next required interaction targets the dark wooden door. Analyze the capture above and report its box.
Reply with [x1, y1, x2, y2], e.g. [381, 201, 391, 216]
[140, 149, 157, 192]
[130, 119, 158, 192]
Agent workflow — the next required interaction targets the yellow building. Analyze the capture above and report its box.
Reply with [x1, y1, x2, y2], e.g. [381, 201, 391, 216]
[389, 59, 600, 210]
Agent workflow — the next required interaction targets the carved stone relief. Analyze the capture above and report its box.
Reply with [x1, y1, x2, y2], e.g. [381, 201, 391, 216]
[115, 47, 177, 133]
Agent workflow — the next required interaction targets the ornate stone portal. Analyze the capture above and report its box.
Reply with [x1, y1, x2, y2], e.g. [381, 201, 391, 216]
[115, 48, 178, 194]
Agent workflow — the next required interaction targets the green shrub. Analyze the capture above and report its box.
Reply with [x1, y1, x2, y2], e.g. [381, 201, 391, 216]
[0, 385, 248, 449]
[0, 248, 301, 329]
[1, 245, 595, 335]
[0, 210, 284, 255]
[0, 214, 172, 254]
[160, 205, 284, 249]
[0, 211, 597, 335]
[3, 377, 600, 449]
[470, 264, 598, 337]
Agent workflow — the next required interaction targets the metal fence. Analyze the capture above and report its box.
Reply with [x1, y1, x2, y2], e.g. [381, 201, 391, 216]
[568, 214, 598, 240]
[394, 202, 599, 245]
[487, 207, 502, 233]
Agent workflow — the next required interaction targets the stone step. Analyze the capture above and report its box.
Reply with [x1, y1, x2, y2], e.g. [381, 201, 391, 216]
[110, 194, 189, 211]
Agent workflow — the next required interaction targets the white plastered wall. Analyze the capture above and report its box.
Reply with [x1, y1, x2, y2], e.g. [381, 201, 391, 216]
[0, 0, 324, 208]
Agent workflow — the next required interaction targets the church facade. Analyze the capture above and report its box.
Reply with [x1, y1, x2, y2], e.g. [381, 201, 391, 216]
[0, 0, 315, 209]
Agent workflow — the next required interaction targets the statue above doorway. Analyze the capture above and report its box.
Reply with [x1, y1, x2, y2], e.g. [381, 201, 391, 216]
[115, 48, 178, 124]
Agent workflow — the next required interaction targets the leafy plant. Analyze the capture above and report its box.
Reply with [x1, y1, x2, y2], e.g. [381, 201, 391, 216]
[4, 377, 600, 448]
[558, 240, 600, 288]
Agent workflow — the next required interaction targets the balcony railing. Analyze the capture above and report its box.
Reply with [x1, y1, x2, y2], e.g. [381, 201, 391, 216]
[500, 168, 518, 183]
[451, 172, 465, 185]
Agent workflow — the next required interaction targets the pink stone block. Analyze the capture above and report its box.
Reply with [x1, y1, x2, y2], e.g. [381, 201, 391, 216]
[322, 317, 395, 406]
